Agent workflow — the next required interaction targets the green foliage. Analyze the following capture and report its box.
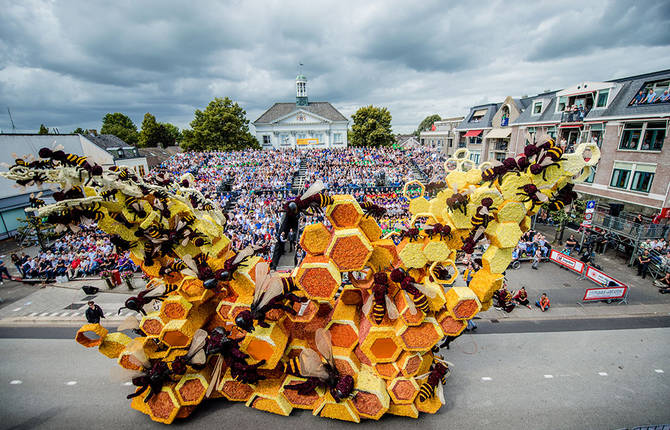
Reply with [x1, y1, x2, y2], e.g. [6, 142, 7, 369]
[414, 114, 441, 136]
[101, 112, 139, 144]
[72, 127, 85, 134]
[349, 105, 394, 148]
[138, 114, 182, 148]
[181, 97, 258, 151]
[162, 123, 182, 145]
[38, 124, 49, 134]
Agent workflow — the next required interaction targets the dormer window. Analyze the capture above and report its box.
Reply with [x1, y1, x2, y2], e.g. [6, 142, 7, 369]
[596, 89, 609, 108]
[532, 102, 543, 115]
[470, 109, 487, 122]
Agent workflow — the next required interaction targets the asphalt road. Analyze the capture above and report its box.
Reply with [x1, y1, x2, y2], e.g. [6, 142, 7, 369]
[0, 328, 668, 430]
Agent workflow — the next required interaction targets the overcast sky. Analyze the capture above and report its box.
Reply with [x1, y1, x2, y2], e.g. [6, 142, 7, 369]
[1, 0, 669, 135]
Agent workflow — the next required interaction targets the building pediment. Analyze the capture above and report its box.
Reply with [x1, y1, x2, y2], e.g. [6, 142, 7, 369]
[272, 109, 332, 125]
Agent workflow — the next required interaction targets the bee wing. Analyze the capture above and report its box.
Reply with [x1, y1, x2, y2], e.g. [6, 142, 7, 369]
[472, 226, 486, 242]
[181, 254, 199, 275]
[403, 291, 417, 315]
[253, 261, 270, 305]
[144, 284, 167, 298]
[315, 328, 334, 365]
[117, 315, 140, 332]
[414, 282, 436, 298]
[186, 329, 208, 358]
[385, 295, 399, 320]
[126, 338, 150, 369]
[416, 372, 431, 380]
[190, 349, 207, 366]
[110, 366, 143, 383]
[205, 355, 224, 398]
[362, 294, 373, 315]
[301, 180, 325, 199]
[299, 348, 329, 380]
[537, 191, 549, 202]
[256, 275, 283, 310]
[437, 384, 446, 405]
[232, 246, 255, 265]
[36, 191, 43, 198]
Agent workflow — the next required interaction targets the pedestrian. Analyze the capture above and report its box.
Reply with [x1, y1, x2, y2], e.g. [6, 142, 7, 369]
[0, 258, 10, 284]
[636, 250, 651, 279]
[535, 293, 550, 312]
[85, 301, 105, 324]
[531, 248, 541, 270]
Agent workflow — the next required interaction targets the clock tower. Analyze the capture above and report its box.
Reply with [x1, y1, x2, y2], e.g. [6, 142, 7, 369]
[296, 73, 308, 106]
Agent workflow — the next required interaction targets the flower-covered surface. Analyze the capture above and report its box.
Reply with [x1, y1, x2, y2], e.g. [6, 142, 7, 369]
[0, 139, 599, 423]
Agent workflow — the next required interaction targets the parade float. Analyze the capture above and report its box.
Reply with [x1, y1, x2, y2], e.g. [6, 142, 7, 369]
[1, 138, 599, 423]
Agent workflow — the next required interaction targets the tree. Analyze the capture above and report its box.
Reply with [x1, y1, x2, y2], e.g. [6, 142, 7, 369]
[349, 105, 394, 148]
[162, 123, 182, 146]
[38, 124, 49, 134]
[101, 112, 139, 144]
[72, 127, 86, 135]
[414, 114, 441, 136]
[181, 97, 258, 151]
[549, 198, 585, 244]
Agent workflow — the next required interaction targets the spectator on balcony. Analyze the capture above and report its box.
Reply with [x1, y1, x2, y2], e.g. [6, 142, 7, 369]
[630, 213, 643, 235]
[565, 234, 578, 253]
[644, 88, 657, 104]
[659, 90, 670, 103]
[560, 137, 567, 151]
[630, 90, 646, 105]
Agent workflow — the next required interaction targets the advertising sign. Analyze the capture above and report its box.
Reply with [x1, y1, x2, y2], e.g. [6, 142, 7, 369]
[582, 286, 628, 301]
[549, 249, 585, 274]
[583, 266, 624, 288]
[297, 138, 319, 145]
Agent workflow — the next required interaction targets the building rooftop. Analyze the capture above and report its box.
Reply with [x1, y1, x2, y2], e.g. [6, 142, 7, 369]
[254, 102, 348, 123]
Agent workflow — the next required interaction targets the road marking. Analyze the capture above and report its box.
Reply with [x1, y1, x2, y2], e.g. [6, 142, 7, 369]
[544, 375, 554, 379]
[50, 312, 60, 316]
[9, 380, 22, 385]
[65, 381, 77, 386]
[598, 372, 608, 376]
[59, 312, 70, 317]
[28, 312, 39, 316]
[12, 308, 21, 312]
[481, 377, 492, 381]
[654, 369, 664, 374]
[39, 312, 50, 316]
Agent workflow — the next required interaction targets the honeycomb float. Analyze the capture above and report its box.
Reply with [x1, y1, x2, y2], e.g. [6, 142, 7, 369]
[0, 139, 599, 423]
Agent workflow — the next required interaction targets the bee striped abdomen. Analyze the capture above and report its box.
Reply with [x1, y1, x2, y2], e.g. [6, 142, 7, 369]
[372, 303, 385, 324]
[418, 383, 434, 401]
[281, 357, 302, 376]
[412, 293, 430, 313]
[318, 194, 333, 207]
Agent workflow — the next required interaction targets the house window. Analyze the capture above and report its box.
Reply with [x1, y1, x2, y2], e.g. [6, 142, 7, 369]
[628, 79, 670, 105]
[582, 166, 596, 183]
[609, 161, 656, 193]
[470, 109, 487, 122]
[547, 126, 556, 139]
[619, 123, 643, 150]
[262, 135, 271, 145]
[469, 136, 482, 145]
[619, 121, 666, 151]
[610, 163, 632, 189]
[557, 96, 567, 112]
[280, 134, 290, 145]
[469, 150, 481, 164]
[596, 89, 609, 108]
[333, 133, 343, 143]
[532, 102, 543, 115]
[641, 121, 666, 151]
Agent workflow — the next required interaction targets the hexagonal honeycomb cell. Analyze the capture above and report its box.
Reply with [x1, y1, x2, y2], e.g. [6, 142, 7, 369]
[497, 200, 527, 223]
[177, 276, 213, 304]
[394, 290, 425, 326]
[388, 402, 419, 418]
[326, 228, 373, 272]
[359, 318, 404, 363]
[370, 239, 400, 268]
[295, 255, 342, 301]
[175, 373, 208, 406]
[397, 240, 428, 269]
[146, 385, 180, 424]
[326, 196, 363, 228]
[218, 369, 254, 401]
[328, 322, 358, 351]
[408, 197, 430, 214]
[75, 323, 108, 348]
[445, 287, 482, 319]
[490, 222, 524, 249]
[349, 265, 374, 289]
[159, 295, 193, 320]
[333, 347, 360, 378]
[339, 284, 364, 305]
[300, 223, 332, 255]
[140, 311, 164, 338]
[422, 240, 451, 263]
[437, 309, 467, 336]
[388, 377, 420, 404]
[98, 332, 131, 359]
[374, 362, 400, 380]
[287, 299, 319, 323]
[280, 375, 324, 409]
[398, 317, 442, 351]
[482, 245, 513, 274]
[314, 394, 360, 423]
[396, 351, 422, 377]
[240, 322, 288, 369]
[359, 215, 382, 242]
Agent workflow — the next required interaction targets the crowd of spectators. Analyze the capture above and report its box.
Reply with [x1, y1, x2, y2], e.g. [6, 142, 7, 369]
[512, 230, 551, 262]
[11, 227, 136, 281]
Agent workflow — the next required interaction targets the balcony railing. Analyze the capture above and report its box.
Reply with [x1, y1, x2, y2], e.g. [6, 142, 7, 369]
[591, 212, 665, 239]
[560, 109, 589, 123]
[458, 141, 467, 148]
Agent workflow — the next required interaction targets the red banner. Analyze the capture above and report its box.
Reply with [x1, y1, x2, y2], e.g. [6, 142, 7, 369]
[583, 266, 625, 288]
[549, 249, 585, 274]
[582, 286, 628, 301]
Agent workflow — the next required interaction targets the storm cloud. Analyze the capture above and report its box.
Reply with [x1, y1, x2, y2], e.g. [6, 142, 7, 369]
[1, 0, 669, 134]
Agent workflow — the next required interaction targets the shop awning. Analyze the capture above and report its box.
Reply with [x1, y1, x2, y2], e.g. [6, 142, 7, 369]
[485, 128, 511, 139]
[559, 124, 582, 128]
[463, 129, 483, 137]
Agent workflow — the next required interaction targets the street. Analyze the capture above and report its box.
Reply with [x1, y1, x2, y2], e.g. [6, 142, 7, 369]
[1, 326, 668, 430]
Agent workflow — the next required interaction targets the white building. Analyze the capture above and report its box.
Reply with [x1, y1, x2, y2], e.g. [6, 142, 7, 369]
[254, 74, 349, 149]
